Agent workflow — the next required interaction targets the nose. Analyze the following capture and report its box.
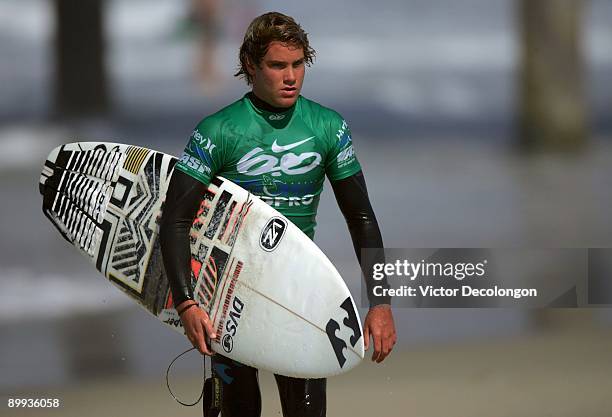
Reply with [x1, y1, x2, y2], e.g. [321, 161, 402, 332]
[284, 67, 296, 85]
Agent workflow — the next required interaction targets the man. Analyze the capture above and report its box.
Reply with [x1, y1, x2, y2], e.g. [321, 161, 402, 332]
[160, 12, 396, 417]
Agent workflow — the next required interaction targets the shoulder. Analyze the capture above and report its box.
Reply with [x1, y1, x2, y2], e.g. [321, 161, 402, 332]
[298, 96, 345, 126]
[193, 96, 252, 137]
[298, 96, 349, 147]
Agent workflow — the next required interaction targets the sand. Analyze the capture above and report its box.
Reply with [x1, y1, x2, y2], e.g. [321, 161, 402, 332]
[6, 327, 612, 417]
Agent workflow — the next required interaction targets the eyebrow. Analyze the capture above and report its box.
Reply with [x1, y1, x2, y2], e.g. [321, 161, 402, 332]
[268, 58, 305, 65]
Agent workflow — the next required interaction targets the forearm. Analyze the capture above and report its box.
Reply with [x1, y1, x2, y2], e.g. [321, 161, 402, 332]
[159, 169, 208, 307]
[331, 171, 391, 306]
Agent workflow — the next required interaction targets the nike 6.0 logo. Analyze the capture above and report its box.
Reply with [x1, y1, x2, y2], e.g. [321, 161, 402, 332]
[271, 136, 315, 153]
[237, 136, 321, 177]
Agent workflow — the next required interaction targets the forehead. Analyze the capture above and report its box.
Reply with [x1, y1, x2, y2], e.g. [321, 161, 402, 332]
[263, 41, 304, 61]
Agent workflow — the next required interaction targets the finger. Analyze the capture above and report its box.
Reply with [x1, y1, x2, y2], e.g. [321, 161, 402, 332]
[202, 314, 217, 340]
[193, 328, 213, 356]
[363, 325, 370, 351]
[185, 324, 199, 346]
[199, 338, 213, 356]
[187, 331, 204, 354]
[199, 318, 216, 356]
[377, 338, 390, 363]
[372, 333, 382, 362]
[204, 334, 214, 355]
[383, 332, 398, 362]
[187, 323, 208, 355]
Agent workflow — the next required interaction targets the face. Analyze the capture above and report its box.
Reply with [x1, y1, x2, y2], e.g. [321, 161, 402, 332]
[248, 41, 305, 108]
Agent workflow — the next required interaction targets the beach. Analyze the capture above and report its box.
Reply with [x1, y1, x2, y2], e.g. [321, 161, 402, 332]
[6, 325, 612, 417]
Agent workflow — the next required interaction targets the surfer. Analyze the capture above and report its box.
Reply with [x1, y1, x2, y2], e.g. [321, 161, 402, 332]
[160, 12, 396, 417]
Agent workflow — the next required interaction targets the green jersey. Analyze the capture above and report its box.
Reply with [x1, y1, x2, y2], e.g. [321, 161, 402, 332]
[175, 94, 361, 238]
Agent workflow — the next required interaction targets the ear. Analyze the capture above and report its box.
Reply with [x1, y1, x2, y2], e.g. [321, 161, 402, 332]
[246, 58, 257, 77]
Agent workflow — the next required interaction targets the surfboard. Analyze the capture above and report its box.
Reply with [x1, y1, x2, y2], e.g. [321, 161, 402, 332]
[39, 142, 364, 378]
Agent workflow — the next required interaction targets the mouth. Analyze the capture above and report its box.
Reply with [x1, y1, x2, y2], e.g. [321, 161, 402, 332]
[280, 87, 297, 97]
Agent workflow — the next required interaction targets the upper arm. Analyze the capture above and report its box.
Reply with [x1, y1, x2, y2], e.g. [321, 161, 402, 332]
[163, 169, 209, 222]
[324, 112, 362, 182]
[175, 118, 226, 186]
[330, 170, 373, 218]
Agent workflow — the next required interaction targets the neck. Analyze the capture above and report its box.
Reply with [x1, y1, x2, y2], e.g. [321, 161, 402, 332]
[248, 92, 294, 113]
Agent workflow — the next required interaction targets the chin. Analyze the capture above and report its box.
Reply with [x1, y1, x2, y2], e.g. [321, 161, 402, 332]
[276, 96, 299, 108]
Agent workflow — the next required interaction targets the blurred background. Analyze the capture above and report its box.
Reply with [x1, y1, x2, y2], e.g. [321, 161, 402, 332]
[1, 0, 611, 416]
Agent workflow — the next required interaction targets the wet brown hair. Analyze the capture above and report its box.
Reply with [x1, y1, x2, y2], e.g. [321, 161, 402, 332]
[235, 12, 316, 85]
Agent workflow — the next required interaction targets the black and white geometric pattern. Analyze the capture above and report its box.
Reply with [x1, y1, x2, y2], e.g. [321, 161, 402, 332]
[63, 147, 123, 182]
[41, 143, 252, 322]
[40, 143, 176, 313]
[41, 145, 123, 257]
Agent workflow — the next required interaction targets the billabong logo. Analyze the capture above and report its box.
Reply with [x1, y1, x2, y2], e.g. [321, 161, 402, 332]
[326, 297, 362, 368]
[268, 114, 286, 121]
[260, 217, 287, 251]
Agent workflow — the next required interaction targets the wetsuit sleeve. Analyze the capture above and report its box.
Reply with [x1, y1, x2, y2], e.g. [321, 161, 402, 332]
[159, 169, 208, 307]
[330, 171, 391, 307]
[163, 118, 225, 306]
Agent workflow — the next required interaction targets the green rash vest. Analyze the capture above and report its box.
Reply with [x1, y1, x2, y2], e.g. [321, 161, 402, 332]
[175, 94, 362, 238]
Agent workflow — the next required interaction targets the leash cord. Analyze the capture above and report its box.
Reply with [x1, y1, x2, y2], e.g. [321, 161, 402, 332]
[165, 347, 206, 406]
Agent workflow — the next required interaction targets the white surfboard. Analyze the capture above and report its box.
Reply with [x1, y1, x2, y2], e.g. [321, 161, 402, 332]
[39, 142, 364, 377]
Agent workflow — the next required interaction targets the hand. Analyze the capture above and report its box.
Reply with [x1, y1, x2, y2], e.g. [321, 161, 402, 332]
[177, 300, 217, 356]
[363, 304, 397, 363]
